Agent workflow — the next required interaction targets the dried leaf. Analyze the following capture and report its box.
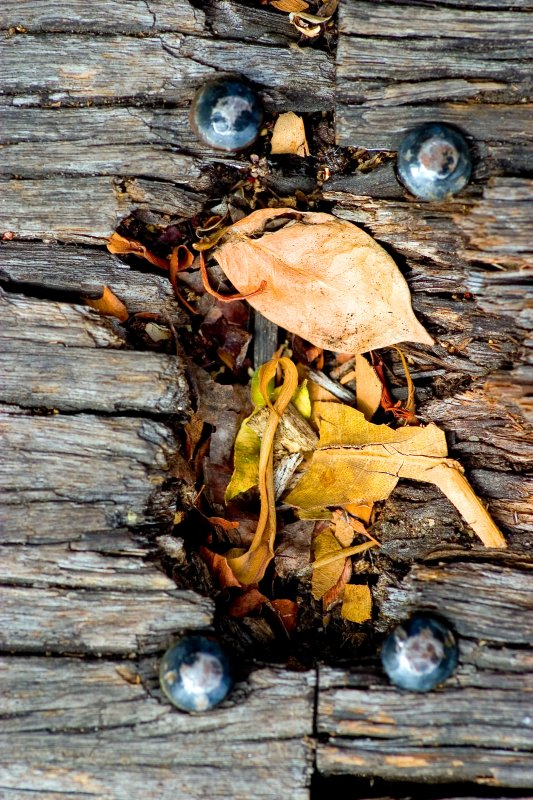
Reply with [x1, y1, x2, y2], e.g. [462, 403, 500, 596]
[213, 208, 432, 353]
[271, 0, 309, 11]
[289, 11, 331, 36]
[224, 418, 260, 502]
[341, 584, 372, 623]
[331, 510, 354, 547]
[355, 354, 382, 420]
[287, 402, 506, 549]
[107, 232, 169, 270]
[85, 286, 129, 322]
[391, 345, 418, 424]
[274, 520, 313, 578]
[311, 529, 346, 600]
[145, 322, 171, 342]
[319, 0, 339, 15]
[229, 588, 268, 617]
[207, 516, 240, 533]
[343, 502, 373, 525]
[322, 558, 352, 611]
[199, 546, 242, 590]
[270, 599, 298, 634]
[271, 112, 310, 157]
[170, 245, 198, 314]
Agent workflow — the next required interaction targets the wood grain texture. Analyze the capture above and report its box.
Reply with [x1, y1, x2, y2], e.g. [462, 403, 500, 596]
[1, 290, 190, 413]
[318, 559, 533, 786]
[1, 32, 334, 110]
[0, 241, 187, 320]
[0, 658, 315, 799]
[0, 176, 209, 243]
[0, 410, 182, 538]
[335, 1, 533, 173]
[0, 106, 215, 180]
[0, 585, 213, 655]
[1, 0, 206, 34]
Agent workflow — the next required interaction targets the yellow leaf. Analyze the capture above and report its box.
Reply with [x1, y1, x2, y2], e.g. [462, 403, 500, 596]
[331, 509, 354, 547]
[271, 112, 310, 157]
[292, 379, 312, 419]
[311, 529, 346, 600]
[355, 354, 382, 420]
[343, 502, 373, 525]
[341, 584, 372, 623]
[251, 368, 275, 407]
[225, 417, 260, 502]
[287, 402, 506, 549]
[213, 208, 433, 354]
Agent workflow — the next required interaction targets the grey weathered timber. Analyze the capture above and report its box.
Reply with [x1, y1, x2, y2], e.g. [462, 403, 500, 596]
[0, 241, 187, 320]
[318, 559, 533, 787]
[1, 33, 334, 110]
[335, 2, 533, 173]
[0, 177, 208, 243]
[0, 585, 212, 655]
[0, 659, 315, 799]
[0, 0, 206, 33]
[1, 0, 533, 796]
[0, 410, 181, 538]
[0, 290, 190, 413]
[0, 107, 218, 178]
[0, 2, 334, 243]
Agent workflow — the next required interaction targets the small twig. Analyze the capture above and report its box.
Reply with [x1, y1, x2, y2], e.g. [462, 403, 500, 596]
[297, 540, 378, 577]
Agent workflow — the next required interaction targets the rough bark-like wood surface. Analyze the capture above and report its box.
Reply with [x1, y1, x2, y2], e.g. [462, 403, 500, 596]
[335, 1, 533, 172]
[0, 241, 185, 319]
[1, 290, 190, 413]
[318, 559, 533, 787]
[0, 659, 315, 799]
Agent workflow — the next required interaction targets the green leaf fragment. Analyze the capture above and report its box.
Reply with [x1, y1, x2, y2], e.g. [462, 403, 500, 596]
[292, 379, 311, 419]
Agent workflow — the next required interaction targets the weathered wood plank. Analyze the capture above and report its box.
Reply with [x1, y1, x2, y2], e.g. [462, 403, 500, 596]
[0, 658, 315, 799]
[1, 0, 206, 34]
[1, 33, 334, 110]
[0, 241, 186, 320]
[458, 178, 533, 266]
[335, 1, 533, 173]
[1, 290, 190, 413]
[0, 585, 212, 654]
[317, 560, 533, 787]
[0, 106, 217, 179]
[0, 176, 207, 243]
[0, 410, 181, 538]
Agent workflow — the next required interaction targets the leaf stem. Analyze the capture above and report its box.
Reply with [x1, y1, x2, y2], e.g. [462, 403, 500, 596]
[428, 462, 507, 548]
[298, 540, 378, 577]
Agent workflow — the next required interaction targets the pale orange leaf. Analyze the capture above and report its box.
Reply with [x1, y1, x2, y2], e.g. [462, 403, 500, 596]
[85, 286, 129, 322]
[213, 209, 432, 354]
[271, 112, 310, 157]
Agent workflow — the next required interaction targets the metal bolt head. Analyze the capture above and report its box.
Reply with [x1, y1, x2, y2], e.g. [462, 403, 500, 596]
[190, 76, 263, 152]
[381, 614, 458, 692]
[160, 635, 233, 712]
[397, 123, 472, 200]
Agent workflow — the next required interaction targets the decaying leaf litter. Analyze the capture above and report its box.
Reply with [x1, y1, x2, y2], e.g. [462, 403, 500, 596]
[93, 91, 506, 661]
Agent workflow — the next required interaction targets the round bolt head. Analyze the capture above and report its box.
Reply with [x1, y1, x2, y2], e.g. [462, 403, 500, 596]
[397, 123, 472, 200]
[381, 614, 458, 692]
[160, 635, 233, 713]
[190, 76, 263, 152]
